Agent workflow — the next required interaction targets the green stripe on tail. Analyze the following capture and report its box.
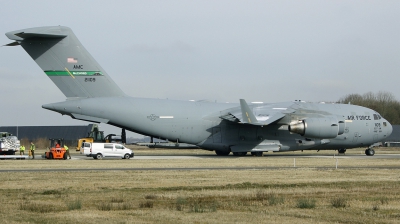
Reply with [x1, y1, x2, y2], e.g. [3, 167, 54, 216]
[45, 71, 103, 76]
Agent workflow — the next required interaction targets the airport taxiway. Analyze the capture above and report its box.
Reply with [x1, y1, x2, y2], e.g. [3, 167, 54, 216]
[77, 153, 400, 160]
[0, 153, 399, 172]
[16, 153, 400, 160]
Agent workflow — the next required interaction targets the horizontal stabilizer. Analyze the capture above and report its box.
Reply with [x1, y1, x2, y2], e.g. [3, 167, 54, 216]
[6, 27, 67, 41]
[3, 41, 20, 46]
[14, 32, 66, 39]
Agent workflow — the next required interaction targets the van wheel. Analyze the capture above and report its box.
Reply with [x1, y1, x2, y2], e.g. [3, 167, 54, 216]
[124, 154, 130, 159]
[96, 154, 102, 160]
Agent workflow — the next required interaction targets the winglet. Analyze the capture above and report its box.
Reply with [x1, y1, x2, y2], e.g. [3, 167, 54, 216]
[240, 99, 259, 124]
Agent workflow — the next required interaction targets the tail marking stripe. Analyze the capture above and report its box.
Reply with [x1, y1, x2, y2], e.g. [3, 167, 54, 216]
[44, 71, 103, 76]
[64, 67, 75, 79]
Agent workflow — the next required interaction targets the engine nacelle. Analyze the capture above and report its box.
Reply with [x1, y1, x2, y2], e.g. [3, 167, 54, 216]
[338, 120, 345, 135]
[289, 117, 339, 139]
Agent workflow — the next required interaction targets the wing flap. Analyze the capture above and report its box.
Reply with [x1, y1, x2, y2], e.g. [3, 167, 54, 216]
[220, 113, 240, 122]
[220, 99, 293, 126]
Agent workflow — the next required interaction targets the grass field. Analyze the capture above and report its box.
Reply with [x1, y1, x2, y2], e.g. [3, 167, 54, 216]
[0, 147, 399, 223]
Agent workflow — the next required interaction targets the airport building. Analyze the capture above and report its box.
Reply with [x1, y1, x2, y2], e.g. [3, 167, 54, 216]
[0, 124, 95, 146]
[384, 125, 400, 146]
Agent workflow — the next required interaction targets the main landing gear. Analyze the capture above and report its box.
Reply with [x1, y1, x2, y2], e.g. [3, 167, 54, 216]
[215, 150, 230, 156]
[232, 152, 247, 156]
[365, 148, 375, 156]
[338, 149, 347, 154]
[251, 151, 263, 157]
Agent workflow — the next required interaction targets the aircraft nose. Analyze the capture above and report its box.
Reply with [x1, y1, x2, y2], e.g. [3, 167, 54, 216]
[386, 121, 393, 136]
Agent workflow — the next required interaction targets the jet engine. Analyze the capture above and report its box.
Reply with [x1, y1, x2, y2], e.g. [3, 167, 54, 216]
[289, 117, 340, 139]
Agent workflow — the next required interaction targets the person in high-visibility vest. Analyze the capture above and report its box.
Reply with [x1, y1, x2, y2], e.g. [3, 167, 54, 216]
[20, 145, 25, 155]
[64, 145, 71, 159]
[30, 142, 35, 159]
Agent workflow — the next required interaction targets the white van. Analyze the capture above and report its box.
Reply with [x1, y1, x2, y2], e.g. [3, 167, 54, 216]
[82, 142, 134, 159]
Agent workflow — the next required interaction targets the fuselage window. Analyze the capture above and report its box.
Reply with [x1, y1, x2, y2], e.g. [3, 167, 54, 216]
[383, 122, 387, 127]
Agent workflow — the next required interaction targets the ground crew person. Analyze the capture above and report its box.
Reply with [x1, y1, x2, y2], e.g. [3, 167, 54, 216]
[64, 144, 71, 159]
[30, 142, 35, 159]
[20, 145, 25, 155]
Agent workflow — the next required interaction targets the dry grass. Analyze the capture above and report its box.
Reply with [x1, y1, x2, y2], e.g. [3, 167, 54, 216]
[0, 147, 399, 223]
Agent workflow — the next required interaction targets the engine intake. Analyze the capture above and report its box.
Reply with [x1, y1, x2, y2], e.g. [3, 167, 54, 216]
[289, 117, 339, 139]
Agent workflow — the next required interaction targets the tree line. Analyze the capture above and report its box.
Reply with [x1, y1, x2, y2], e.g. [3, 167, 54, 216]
[338, 91, 400, 125]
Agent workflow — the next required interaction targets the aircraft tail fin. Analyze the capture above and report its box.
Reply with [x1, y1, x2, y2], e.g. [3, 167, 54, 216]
[5, 26, 126, 98]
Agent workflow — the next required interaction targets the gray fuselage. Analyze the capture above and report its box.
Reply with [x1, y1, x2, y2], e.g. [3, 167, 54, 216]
[43, 97, 393, 153]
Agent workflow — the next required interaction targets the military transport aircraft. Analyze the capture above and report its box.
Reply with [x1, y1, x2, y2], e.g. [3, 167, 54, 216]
[5, 26, 393, 156]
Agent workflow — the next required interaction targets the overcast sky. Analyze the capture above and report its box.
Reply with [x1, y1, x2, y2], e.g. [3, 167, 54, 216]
[1, 1, 399, 138]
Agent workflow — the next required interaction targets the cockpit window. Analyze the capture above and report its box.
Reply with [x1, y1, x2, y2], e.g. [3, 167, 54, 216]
[373, 114, 382, 120]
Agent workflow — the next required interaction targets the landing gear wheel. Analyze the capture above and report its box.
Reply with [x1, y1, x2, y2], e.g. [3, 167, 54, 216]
[215, 150, 230, 156]
[251, 151, 263, 157]
[338, 149, 346, 154]
[365, 148, 375, 156]
[233, 152, 247, 156]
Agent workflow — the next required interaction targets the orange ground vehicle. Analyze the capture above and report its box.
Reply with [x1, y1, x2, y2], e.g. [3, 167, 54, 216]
[45, 139, 67, 160]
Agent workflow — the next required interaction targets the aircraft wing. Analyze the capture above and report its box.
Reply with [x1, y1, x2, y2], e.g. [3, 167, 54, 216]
[220, 99, 296, 126]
